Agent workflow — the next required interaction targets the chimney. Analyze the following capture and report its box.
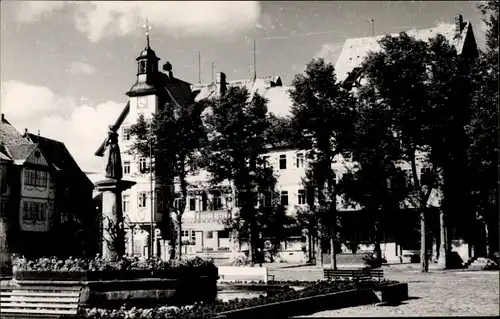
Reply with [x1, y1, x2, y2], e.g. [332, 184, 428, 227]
[1, 113, 4, 122]
[163, 62, 173, 78]
[216, 72, 227, 95]
[455, 14, 464, 36]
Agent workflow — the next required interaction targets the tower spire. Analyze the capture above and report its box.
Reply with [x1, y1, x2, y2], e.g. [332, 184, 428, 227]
[143, 17, 152, 48]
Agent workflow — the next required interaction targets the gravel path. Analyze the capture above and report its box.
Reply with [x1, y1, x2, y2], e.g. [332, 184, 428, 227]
[269, 266, 499, 317]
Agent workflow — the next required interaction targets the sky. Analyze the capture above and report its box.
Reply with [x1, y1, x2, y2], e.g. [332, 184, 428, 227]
[0, 1, 487, 178]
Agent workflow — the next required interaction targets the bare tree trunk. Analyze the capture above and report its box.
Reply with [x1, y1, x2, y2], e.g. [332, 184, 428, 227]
[308, 230, 313, 263]
[437, 209, 447, 268]
[177, 214, 183, 259]
[410, 153, 429, 273]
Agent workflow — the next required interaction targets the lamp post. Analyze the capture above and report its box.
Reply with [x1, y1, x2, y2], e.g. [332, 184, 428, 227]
[149, 113, 155, 258]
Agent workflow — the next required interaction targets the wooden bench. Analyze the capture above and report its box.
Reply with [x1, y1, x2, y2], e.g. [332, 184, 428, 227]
[0, 281, 83, 318]
[323, 268, 384, 282]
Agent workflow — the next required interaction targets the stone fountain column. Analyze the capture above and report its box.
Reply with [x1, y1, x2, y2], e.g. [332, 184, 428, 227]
[95, 178, 136, 260]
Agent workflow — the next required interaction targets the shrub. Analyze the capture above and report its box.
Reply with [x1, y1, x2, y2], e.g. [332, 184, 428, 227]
[362, 254, 386, 268]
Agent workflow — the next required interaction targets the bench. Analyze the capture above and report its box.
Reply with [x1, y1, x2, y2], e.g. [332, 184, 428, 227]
[323, 268, 384, 282]
[218, 266, 274, 284]
[0, 281, 83, 318]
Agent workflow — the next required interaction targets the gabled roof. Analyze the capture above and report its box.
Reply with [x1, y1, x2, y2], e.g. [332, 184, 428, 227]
[334, 20, 475, 83]
[0, 116, 30, 146]
[26, 133, 93, 188]
[8, 143, 38, 163]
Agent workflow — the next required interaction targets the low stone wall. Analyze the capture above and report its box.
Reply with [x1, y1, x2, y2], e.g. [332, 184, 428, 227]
[12, 270, 218, 308]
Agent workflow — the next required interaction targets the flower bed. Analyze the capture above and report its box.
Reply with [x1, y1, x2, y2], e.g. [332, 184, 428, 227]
[11, 255, 219, 308]
[12, 255, 217, 280]
[70, 280, 399, 318]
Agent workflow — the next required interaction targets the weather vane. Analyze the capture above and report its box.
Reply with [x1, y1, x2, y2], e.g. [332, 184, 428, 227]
[142, 17, 152, 47]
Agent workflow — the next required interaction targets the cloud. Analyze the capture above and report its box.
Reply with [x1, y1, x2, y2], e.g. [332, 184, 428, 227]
[67, 61, 97, 75]
[1, 81, 124, 173]
[314, 42, 345, 65]
[15, 1, 262, 42]
[15, 1, 67, 22]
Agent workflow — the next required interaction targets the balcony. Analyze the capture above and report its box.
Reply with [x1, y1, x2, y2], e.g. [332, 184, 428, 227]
[189, 210, 231, 224]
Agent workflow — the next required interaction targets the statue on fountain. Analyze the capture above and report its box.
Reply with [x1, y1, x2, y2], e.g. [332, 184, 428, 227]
[103, 125, 123, 180]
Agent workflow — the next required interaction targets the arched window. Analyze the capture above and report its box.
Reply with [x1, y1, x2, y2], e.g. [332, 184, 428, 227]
[138, 60, 147, 74]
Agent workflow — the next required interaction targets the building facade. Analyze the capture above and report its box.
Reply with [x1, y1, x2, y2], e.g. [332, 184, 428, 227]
[0, 114, 95, 263]
[98, 14, 478, 263]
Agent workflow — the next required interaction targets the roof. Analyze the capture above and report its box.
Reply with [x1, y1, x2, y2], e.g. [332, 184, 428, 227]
[334, 21, 474, 83]
[193, 75, 293, 117]
[0, 116, 30, 147]
[26, 133, 93, 188]
[7, 143, 37, 162]
[96, 68, 194, 157]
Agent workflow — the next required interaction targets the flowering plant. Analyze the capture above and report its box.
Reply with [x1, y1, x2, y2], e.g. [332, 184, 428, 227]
[74, 279, 399, 318]
[12, 255, 215, 274]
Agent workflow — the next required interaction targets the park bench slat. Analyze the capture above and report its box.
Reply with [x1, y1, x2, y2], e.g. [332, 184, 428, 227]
[0, 284, 82, 318]
[1, 285, 82, 291]
[1, 308, 76, 315]
[323, 268, 384, 281]
[1, 302, 78, 309]
[1, 291, 79, 297]
[1, 297, 79, 303]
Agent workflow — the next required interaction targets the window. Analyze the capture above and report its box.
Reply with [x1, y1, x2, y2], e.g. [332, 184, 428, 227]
[261, 192, 272, 207]
[139, 61, 147, 74]
[206, 231, 213, 239]
[139, 158, 148, 173]
[22, 201, 46, 222]
[262, 155, 270, 168]
[296, 153, 304, 168]
[182, 230, 189, 237]
[191, 230, 196, 243]
[212, 191, 222, 210]
[298, 189, 306, 205]
[219, 230, 230, 238]
[123, 195, 130, 213]
[24, 169, 47, 187]
[279, 154, 287, 170]
[122, 127, 131, 141]
[189, 197, 196, 211]
[123, 161, 131, 174]
[236, 192, 244, 208]
[201, 193, 208, 211]
[281, 191, 289, 206]
[138, 192, 147, 208]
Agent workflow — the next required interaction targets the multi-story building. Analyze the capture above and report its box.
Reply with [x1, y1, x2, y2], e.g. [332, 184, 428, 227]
[96, 14, 478, 263]
[0, 114, 95, 263]
[94, 36, 194, 258]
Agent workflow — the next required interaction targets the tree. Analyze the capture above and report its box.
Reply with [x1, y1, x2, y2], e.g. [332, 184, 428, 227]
[465, 0, 499, 257]
[128, 102, 206, 259]
[204, 86, 277, 263]
[360, 33, 435, 272]
[289, 58, 356, 269]
[336, 85, 409, 262]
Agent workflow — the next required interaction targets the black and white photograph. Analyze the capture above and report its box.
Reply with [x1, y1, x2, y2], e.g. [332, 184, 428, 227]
[0, 1, 498, 318]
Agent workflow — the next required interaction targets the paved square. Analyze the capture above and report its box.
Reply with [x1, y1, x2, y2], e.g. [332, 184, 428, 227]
[269, 265, 500, 317]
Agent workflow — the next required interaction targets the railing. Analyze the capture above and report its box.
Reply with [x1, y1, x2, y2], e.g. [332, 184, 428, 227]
[186, 211, 230, 223]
